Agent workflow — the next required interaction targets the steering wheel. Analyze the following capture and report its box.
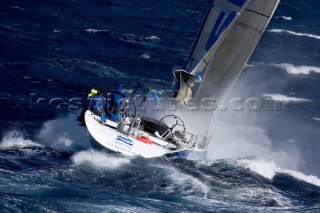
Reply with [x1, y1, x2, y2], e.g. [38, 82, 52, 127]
[159, 115, 186, 138]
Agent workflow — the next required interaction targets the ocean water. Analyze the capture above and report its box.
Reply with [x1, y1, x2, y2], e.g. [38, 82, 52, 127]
[1, 0, 320, 212]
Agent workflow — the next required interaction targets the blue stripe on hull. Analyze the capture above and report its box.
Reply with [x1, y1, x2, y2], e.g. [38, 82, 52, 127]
[165, 149, 207, 161]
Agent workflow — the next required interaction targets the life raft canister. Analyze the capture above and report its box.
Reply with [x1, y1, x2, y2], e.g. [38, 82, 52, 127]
[135, 135, 152, 144]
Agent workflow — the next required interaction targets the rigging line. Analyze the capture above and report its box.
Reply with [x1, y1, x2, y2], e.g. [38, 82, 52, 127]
[145, 0, 188, 85]
[141, 0, 189, 118]
[183, 0, 215, 70]
[125, 0, 180, 92]
[126, 0, 178, 92]
[138, 0, 180, 70]
[144, 0, 180, 56]
[167, 0, 210, 86]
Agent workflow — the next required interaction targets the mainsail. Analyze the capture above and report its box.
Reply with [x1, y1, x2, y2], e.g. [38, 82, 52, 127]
[174, 0, 280, 105]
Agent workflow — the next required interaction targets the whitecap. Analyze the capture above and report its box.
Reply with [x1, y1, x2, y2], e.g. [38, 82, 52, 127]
[278, 169, 320, 187]
[72, 150, 130, 169]
[311, 117, 320, 122]
[239, 159, 277, 180]
[268, 28, 320, 40]
[238, 159, 320, 187]
[146, 35, 160, 40]
[275, 16, 292, 21]
[85, 28, 109, 33]
[140, 54, 150, 59]
[152, 164, 209, 198]
[37, 113, 91, 151]
[0, 131, 44, 149]
[262, 94, 312, 103]
[274, 63, 320, 75]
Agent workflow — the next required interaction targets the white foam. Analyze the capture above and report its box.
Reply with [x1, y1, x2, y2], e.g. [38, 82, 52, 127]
[72, 150, 130, 169]
[279, 169, 320, 187]
[154, 164, 209, 198]
[262, 93, 312, 103]
[53, 29, 61, 33]
[239, 159, 320, 187]
[240, 187, 293, 207]
[37, 113, 91, 151]
[275, 16, 292, 21]
[239, 159, 277, 179]
[141, 54, 150, 59]
[12, 6, 27, 11]
[311, 117, 320, 122]
[0, 131, 44, 149]
[146, 35, 160, 40]
[274, 63, 320, 75]
[85, 28, 109, 33]
[268, 28, 320, 40]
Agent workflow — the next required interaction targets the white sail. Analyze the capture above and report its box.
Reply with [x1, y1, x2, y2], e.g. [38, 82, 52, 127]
[195, 0, 280, 102]
[185, 0, 251, 72]
[175, 0, 280, 105]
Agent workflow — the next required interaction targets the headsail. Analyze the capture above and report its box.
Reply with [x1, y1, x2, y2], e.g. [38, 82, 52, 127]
[174, 0, 280, 105]
[185, 0, 251, 72]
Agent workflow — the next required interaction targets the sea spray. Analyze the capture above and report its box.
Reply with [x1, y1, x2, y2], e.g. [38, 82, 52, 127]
[0, 130, 44, 149]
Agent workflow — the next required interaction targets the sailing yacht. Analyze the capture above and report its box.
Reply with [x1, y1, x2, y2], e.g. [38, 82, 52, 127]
[82, 0, 280, 160]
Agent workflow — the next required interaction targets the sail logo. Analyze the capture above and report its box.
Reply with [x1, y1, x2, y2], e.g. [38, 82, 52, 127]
[205, 11, 236, 51]
[205, 0, 247, 51]
[116, 135, 134, 146]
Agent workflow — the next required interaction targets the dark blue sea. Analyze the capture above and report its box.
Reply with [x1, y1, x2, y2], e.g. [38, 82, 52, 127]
[1, 0, 320, 212]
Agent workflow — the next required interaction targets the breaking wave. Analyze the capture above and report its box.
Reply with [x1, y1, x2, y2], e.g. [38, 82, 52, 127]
[268, 29, 320, 40]
[72, 149, 130, 169]
[37, 113, 91, 151]
[0, 131, 44, 149]
[153, 164, 210, 198]
[239, 159, 320, 187]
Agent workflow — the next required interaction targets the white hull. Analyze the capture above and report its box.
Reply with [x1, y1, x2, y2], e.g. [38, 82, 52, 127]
[84, 111, 206, 160]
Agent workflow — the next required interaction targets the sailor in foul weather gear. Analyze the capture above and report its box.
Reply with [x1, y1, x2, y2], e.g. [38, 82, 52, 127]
[88, 88, 98, 98]
[78, 89, 103, 123]
[102, 84, 127, 123]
